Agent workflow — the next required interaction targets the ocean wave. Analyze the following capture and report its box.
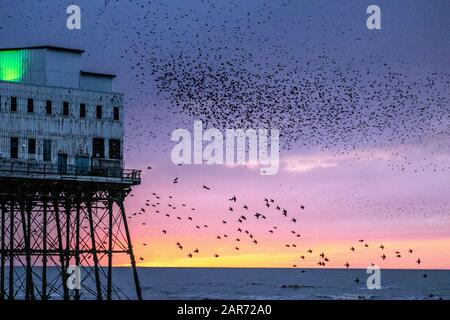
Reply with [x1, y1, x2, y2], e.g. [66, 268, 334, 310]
[381, 285, 401, 290]
[246, 282, 265, 286]
[314, 293, 381, 300]
[281, 284, 319, 289]
[140, 285, 154, 291]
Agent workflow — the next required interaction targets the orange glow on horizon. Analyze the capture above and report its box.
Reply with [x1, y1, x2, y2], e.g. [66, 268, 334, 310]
[117, 237, 450, 270]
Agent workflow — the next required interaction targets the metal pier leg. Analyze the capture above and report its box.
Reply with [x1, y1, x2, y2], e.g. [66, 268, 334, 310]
[74, 200, 81, 300]
[21, 200, 35, 300]
[118, 200, 142, 300]
[87, 200, 103, 300]
[27, 200, 35, 299]
[20, 201, 30, 300]
[42, 198, 48, 300]
[54, 200, 69, 300]
[8, 201, 14, 300]
[0, 202, 5, 301]
[65, 201, 71, 275]
[107, 199, 113, 300]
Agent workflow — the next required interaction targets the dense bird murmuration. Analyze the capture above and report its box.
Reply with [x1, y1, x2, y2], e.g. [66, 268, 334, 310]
[149, 50, 450, 155]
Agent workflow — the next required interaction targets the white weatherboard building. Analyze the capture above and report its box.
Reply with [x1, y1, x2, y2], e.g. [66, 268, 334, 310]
[0, 46, 132, 182]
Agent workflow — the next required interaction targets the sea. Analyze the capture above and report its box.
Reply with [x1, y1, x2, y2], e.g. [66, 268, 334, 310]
[6, 267, 450, 300]
[110, 267, 449, 300]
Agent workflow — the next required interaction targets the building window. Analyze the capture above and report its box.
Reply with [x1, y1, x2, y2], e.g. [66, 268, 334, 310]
[11, 97, 17, 112]
[46, 100, 52, 115]
[93, 138, 105, 158]
[80, 103, 86, 118]
[113, 107, 120, 121]
[10, 137, 18, 159]
[43, 139, 51, 162]
[58, 153, 68, 174]
[27, 98, 34, 113]
[96, 105, 102, 119]
[63, 101, 69, 116]
[28, 138, 36, 155]
[109, 139, 121, 159]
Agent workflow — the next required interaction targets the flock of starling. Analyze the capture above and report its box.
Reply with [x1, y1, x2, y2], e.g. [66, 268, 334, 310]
[130, 167, 429, 287]
[150, 51, 450, 157]
[125, 1, 449, 172]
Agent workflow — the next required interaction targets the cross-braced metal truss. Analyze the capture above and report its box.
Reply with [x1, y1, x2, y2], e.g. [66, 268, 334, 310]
[0, 179, 142, 300]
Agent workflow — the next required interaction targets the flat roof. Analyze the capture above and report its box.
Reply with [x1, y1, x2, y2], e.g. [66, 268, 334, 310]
[81, 71, 116, 78]
[0, 45, 84, 54]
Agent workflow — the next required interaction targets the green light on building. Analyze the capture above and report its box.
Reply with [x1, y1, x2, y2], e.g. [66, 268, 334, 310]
[0, 50, 27, 82]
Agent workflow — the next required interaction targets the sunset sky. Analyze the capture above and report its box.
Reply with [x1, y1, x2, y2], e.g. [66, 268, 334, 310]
[1, 0, 449, 269]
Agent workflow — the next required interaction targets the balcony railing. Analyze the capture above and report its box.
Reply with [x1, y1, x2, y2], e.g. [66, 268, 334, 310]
[0, 160, 141, 185]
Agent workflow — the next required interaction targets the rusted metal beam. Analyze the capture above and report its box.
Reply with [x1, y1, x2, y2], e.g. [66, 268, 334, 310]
[118, 199, 142, 300]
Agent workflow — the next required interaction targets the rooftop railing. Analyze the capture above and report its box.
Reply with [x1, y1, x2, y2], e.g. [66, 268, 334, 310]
[0, 160, 141, 185]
